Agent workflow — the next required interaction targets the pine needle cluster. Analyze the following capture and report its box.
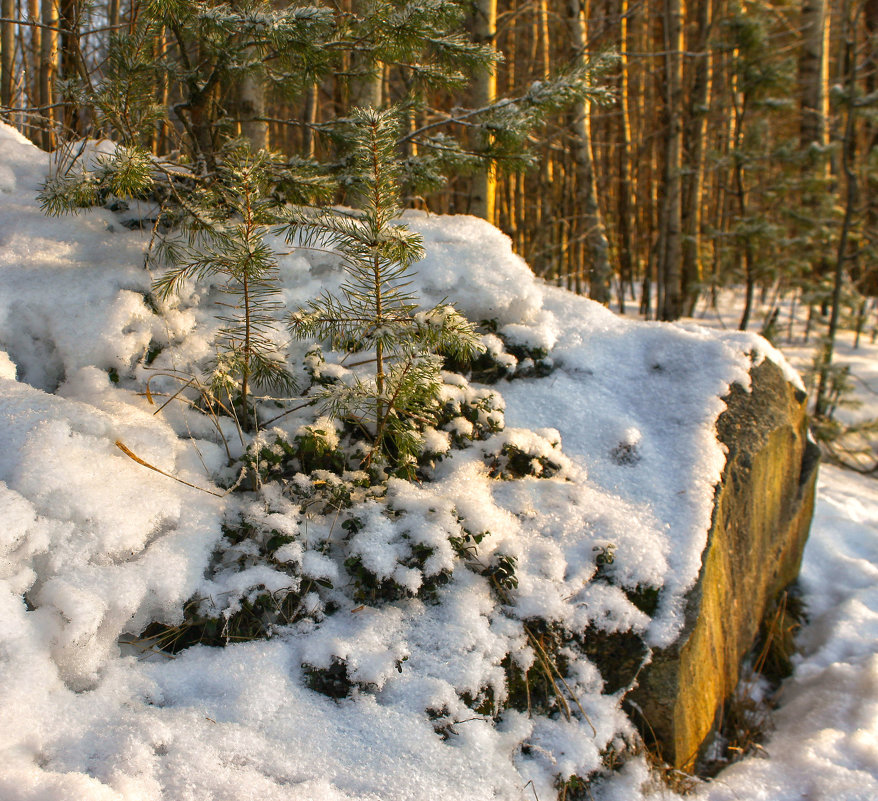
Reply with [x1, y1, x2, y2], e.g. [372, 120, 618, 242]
[38, 145, 155, 215]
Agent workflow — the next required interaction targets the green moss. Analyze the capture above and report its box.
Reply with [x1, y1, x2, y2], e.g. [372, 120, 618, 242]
[459, 686, 499, 717]
[303, 657, 355, 699]
[501, 621, 573, 718]
[625, 584, 660, 617]
[575, 627, 648, 695]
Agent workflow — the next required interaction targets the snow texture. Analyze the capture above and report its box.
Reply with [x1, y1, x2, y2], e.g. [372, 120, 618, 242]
[0, 122, 847, 801]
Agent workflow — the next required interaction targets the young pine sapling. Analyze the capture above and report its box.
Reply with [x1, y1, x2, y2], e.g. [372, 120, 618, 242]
[153, 147, 294, 432]
[284, 107, 483, 473]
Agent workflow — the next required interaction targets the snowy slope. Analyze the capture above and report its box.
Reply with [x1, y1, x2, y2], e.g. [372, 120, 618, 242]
[0, 121, 839, 800]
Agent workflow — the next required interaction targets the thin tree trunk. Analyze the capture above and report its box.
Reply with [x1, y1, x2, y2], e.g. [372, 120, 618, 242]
[24, 0, 40, 139]
[152, 27, 170, 154]
[567, 0, 612, 304]
[799, 0, 829, 152]
[236, 56, 268, 150]
[862, 0, 878, 298]
[615, 0, 634, 312]
[815, 8, 857, 418]
[39, 0, 57, 148]
[58, 0, 81, 135]
[732, 95, 755, 331]
[0, 0, 14, 112]
[471, 0, 497, 223]
[349, 0, 382, 109]
[681, 0, 713, 316]
[303, 83, 317, 158]
[659, 0, 684, 320]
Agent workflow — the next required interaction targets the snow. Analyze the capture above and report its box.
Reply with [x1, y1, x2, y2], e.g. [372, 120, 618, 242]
[1, 119, 877, 800]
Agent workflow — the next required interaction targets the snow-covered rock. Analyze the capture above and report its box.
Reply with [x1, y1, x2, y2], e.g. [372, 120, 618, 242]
[630, 357, 819, 770]
[0, 121, 814, 800]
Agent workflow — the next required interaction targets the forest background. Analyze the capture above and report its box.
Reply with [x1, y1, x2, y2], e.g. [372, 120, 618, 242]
[0, 0, 874, 426]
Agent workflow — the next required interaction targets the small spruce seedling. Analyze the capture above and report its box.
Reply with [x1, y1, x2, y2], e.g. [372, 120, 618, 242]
[284, 107, 482, 471]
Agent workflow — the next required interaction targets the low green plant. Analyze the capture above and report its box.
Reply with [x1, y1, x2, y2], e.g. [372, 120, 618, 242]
[40, 142, 298, 434]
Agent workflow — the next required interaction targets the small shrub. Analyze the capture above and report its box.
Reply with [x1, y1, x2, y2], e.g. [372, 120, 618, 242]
[485, 441, 562, 480]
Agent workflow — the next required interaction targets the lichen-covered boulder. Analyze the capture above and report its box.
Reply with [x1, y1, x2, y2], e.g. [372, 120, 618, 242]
[629, 357, 820, 771]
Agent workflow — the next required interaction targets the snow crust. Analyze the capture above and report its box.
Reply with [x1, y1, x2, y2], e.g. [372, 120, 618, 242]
[0, 122, 812, 800]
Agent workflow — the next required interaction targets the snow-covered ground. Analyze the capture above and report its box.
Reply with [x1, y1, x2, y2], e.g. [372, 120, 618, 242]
[1, 120, 877, 800]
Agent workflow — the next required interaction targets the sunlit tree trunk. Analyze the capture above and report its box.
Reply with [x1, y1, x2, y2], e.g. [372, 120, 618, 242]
[567, 0, 612, 303]
[303, 83, 318, 158]
[39, 0, 57, 148]
[152, 27, 170, 154]
[471, 0, 497, 223]
[799, 0, 829, 152]
[659, 0, 684, 320]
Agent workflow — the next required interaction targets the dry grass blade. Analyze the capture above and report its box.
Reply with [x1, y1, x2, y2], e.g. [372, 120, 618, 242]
[143, 371, 234, 462]
[524, 625, 597, 736]
[115, 440, 225, 497]
[149, 374, 196, 414]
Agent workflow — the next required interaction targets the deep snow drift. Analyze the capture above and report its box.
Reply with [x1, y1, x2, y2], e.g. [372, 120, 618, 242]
[0, 121, 867, 801]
